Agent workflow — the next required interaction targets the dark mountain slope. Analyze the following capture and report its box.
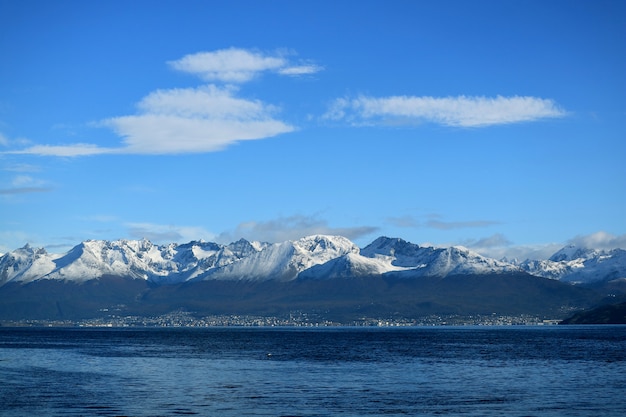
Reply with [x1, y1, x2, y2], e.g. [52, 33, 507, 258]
[0, 276, 150, 320]
[0, 270, 602, 322]
[560, 301, 626, 324]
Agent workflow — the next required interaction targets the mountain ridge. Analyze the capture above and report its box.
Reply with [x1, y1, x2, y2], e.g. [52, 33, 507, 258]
[2, 235, 622, 322]
[2, 235, 625, 286]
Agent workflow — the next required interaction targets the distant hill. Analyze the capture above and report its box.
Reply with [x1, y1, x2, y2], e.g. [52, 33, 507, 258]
[560, 301, 626, 324]
[0, 272, 600, 322]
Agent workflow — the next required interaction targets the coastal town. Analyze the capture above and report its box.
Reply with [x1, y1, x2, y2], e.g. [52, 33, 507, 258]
[1, 310, 563, 328]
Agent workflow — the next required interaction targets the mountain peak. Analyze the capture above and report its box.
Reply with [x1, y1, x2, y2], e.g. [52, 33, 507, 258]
[361, 236, 427, 267]
[549, 245, 598, 262]
[363, 236, 412, 250]
[293, 235, 359, 254]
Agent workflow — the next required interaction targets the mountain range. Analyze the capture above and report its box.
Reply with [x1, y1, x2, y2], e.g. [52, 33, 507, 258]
[1, 235, 625, 322]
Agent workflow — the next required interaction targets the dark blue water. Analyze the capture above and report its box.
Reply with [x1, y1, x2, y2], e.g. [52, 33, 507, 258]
[0, 326, 625, 416]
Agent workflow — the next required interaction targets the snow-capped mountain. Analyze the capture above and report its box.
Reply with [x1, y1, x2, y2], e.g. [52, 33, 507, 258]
[1, 235, 624, 286]
[0, 238, 266, 285]
[0, 235, 360, 285]
[298, 251, 409, 280]
[299, 237, 521, 280]
[516, 245, 626, 283]
[361, 237, 521, 277]
[195, 235, 360, 281]
[548, 245, 601, 263]
[0, 244, 57, 285]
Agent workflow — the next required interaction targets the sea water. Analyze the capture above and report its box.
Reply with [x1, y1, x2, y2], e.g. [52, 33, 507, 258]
[0, 326, 624, 416]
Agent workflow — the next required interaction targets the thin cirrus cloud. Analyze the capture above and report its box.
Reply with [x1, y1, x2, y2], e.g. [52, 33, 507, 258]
[8, 48, 320, 157]
[9, 143, 115, 157]
[388, 214, 500, 230]
[0, 175, 52, 195]
[426, 219, 501, 230]
[325, 95, 567, 127]
[216, 214, 379, 244]
[0, 186, 52, 195]
[465, 233, 513, 249]
[277, 64, 324, 76]
[126, 222, 216, 244]
[460, 233, 561, 260]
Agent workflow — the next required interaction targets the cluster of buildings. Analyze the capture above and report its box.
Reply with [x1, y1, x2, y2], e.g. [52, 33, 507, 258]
[1, 310, 561, 327]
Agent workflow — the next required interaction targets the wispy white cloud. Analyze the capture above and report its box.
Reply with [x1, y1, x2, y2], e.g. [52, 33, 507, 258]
[0, 132, 34, 149]
[387, 215, 420, 228]
[5, 47, 320, 157]
[426, 219, 501, 230]
[0, 175, 53, 194]
[461, 233, 562, 261]
[324, 95, 567, 127]
[80, 214, 119, 223]
[0, 230, 38, 254]
[136, 85, 274, 118]
[7, 85, 293, 156]
[8, 85, 293, 155]
[169, 48, 322, 83]
[469, 233, 513, 249]
[216, 214, 378, 244]
[387, 214, 500, 230]
[460, 233, 513, 254]
[462, 231, 626, 261]
[126, 222, 215, 244]
[104, 84, 294, 154]
[0, 186, 52, 195]
[11, 175, 40, 187]
[278, 64, 324, 76]
[170, 48, 284, 83]
[2, 163, 41, 172]
[566, 231, 626, 251]
[8, 143, 114, 157]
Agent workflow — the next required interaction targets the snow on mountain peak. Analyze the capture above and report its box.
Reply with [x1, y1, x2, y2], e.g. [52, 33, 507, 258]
[520, 245, 626, 283]
[298, 250, 412, 280]
[361, 237, 519, 277]
[361, 236, 426, 267]
[195, 235, 360, 282]
[293, 235, 359, 259]
[0, 244, 56, 285]
[1, 235, 624, 286]
[548, 245, 598, 262]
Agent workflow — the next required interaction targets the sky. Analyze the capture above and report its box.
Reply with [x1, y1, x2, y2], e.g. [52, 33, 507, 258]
[1, 0, 625, 259]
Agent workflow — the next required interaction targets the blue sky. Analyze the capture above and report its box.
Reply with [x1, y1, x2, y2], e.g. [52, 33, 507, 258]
[1, 0, 625, 259]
